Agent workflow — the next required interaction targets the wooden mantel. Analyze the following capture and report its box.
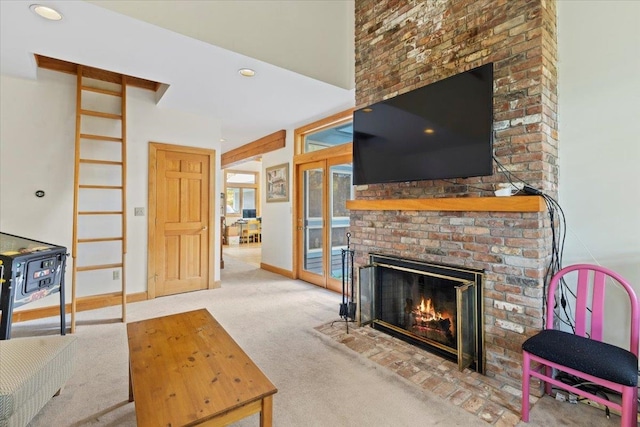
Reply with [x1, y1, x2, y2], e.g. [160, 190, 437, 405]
[346, 195, 545, 212]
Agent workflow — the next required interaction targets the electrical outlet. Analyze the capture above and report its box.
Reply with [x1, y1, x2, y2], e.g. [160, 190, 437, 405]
[113, 270, 120, 280]
[134, 207, 145, 216]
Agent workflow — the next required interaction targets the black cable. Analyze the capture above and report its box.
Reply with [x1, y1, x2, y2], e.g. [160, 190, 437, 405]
[554, 372, 614, 418]
[440, 179, 494, 194]
[492, 156, 571, 328]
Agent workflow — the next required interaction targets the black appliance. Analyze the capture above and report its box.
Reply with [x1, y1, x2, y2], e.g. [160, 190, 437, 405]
[0, 232, 67, 339]
[353, 63, 494, 185]
[242, 208, 257, 219]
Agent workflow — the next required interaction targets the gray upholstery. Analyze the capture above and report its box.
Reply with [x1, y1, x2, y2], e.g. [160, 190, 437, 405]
[0, 335, 77, 427]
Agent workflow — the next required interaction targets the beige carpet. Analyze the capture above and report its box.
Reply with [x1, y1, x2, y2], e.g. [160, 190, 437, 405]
[11, 256, 619, 426]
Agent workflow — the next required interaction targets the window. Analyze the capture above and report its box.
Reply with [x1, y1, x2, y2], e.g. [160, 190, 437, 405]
[224, 170, 259, 218]
[302, 122, 353, 153]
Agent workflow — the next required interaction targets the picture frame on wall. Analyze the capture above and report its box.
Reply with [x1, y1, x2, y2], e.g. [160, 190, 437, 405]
[266, 163, 289, 203]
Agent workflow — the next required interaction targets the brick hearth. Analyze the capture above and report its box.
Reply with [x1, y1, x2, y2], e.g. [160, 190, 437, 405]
[352, 0, 558, 389]
[316, 321, 533, 426]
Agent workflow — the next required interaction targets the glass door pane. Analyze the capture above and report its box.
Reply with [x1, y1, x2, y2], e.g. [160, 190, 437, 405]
[329, 163, 353, 281]
[457, 281, 476, 371]
[303, 167, 324, 276]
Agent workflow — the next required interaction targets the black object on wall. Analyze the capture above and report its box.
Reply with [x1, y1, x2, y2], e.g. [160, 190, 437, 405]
[353, 63, 494, 185]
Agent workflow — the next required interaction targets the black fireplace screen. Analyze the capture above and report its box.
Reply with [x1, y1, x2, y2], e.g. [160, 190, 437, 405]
[359, 254, 483, 372]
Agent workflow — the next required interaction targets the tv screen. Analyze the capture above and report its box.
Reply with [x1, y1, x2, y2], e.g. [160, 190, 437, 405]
[242, 208, 256, 219]
[353, 63, 494, 185]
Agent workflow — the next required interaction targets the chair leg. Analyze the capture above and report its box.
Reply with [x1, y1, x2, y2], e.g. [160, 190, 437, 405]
[621, 386, 638, 427]
[521, 351, 531, 422]
[544, 365, 553, 396]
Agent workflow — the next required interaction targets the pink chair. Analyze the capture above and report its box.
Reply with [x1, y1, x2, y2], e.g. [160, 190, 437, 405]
[521, 264, 639, 426]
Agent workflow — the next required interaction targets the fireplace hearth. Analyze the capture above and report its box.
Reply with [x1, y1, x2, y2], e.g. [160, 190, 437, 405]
[359, 254, 484, 372]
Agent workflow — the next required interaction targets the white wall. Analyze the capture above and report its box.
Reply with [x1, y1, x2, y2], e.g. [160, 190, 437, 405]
[0, 69, 222, 310]
[260, 131, 295, 271]
[557, 1, 640, 349]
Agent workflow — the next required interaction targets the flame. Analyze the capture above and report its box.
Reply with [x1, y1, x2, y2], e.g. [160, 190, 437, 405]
[415, 297, 443, 321]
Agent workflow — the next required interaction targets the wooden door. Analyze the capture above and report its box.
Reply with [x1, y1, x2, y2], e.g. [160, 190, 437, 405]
[149, 143, 215, 297]
[295, 156, 353, 293]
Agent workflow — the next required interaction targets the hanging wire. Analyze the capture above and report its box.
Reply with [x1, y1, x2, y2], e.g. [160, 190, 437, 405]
[492, 156, 575, 330]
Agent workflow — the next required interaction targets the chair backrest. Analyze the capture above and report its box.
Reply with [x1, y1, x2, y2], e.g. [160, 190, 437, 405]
[546, 264, 639, 357]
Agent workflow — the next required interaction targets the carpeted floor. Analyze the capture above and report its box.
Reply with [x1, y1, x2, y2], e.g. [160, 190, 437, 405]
[11, 256, 619, 426]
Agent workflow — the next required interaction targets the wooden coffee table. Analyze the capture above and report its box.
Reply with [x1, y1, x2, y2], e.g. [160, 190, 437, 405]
[127, 309, 277, 426]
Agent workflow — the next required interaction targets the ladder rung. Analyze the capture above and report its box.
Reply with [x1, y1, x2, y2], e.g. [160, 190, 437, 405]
[79, 185, 123, 190]
[79, 159, 122, 166]
[81, 86, 122, 97]
[80, 133, 122, 142]
[80, 109, 122, 120]
[77, 263, 123, 272]
[78, 237, 123, 243]
[78, 211, 123, 215]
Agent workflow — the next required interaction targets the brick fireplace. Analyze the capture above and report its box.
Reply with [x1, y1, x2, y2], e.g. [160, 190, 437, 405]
[351, 0, 558, 389]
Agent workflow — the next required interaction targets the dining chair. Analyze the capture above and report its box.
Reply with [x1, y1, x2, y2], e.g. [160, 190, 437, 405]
[521, 264, 639, 426]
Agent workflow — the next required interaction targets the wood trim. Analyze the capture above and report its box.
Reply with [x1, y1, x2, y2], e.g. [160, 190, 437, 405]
[12, 292, 148, 323]
[346, 196, 545, 212]
[148, 142, 217, 298]
[221, 130, 286, 168]
[148, 143, 158, 299]
[35, 54, 161, 91]
[294, 143, 352, 165]
[260, 263, 295, 279]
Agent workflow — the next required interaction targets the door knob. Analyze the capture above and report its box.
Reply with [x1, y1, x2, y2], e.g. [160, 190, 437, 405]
[202, 226, 208, 231]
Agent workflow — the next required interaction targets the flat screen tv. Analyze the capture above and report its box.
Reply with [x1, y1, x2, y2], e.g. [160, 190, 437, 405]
[353, 63, 494, 185]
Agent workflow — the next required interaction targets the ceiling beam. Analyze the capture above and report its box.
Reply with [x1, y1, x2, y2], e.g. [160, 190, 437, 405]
[221, 130, 286, 169]
[35, 54, 162, 91]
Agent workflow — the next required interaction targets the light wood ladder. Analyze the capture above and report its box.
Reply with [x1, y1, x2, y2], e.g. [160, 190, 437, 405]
[71, 66, 127, 332]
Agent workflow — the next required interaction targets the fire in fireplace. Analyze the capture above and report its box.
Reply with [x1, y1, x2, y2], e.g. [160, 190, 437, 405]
[359, 254, 484, 372]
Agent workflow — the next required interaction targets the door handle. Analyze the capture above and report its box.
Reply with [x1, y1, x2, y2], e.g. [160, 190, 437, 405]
[202, 226, 208, 231]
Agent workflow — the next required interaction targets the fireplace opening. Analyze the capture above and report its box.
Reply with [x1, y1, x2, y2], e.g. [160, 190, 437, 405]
[359, 254, 484, 372]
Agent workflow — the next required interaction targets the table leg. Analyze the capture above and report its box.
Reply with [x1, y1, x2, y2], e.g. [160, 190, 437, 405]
[128, 362, 134, 402]
[260, 395, 273, 427]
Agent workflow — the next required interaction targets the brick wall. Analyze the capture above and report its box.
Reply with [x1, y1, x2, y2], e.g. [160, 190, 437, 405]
[353, 0, 558, 387]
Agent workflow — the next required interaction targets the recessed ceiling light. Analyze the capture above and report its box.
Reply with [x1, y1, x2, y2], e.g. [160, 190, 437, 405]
[30, 4, 63, 21]
[238, 68, 256, 77]
[424, 128, 435, 134]
[220, 138, 226, 142]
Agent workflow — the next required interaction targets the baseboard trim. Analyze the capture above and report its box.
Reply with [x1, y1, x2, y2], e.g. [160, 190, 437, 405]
[260, 262, 294, 279]
[12, 291, 148, 323]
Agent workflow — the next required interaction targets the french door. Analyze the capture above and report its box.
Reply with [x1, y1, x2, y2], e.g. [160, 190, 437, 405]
[296, 155, 353, 292]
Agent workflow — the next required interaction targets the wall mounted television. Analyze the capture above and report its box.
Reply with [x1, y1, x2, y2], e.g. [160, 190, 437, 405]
[353, 63, 494, 185]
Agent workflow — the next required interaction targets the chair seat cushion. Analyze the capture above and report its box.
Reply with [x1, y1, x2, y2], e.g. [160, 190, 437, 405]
[523, 329, 638, 386]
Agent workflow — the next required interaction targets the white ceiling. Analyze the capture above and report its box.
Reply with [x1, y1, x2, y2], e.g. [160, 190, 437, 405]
[0, 0, 355, 152]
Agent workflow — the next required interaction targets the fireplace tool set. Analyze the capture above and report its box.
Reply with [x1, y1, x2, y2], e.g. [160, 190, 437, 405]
[339, 232, 356, 332]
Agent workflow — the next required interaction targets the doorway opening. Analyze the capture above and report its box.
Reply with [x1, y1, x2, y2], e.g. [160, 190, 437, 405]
[222, 160, 262, 267]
